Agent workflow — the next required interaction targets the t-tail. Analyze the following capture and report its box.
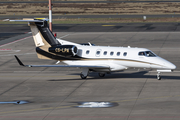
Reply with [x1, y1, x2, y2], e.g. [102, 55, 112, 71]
[9, 18, 78, 60]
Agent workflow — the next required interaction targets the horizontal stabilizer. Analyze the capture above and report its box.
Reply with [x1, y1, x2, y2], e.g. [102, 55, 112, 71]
[9, 20, 43, 22]
[14, 55, 110, 69]
[6, 18, 48, 23]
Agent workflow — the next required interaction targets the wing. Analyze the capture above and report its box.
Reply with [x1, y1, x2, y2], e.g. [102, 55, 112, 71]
[14, 55, 110, 69]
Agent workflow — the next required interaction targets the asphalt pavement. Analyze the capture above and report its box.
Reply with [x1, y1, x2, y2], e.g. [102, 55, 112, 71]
[0, 31, 180, 120]
[1, 22, 180, 45]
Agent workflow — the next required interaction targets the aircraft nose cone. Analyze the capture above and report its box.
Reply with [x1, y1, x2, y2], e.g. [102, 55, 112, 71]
[157, 57, 176, 70]
[170, 63, 176, 70]
[166, 62, 176, 70]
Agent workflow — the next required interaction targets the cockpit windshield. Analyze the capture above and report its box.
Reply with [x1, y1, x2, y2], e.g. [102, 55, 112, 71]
[138, 51, 156, 57]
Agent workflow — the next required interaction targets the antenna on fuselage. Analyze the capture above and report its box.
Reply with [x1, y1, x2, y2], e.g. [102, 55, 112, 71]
[88, 42, 92, 46]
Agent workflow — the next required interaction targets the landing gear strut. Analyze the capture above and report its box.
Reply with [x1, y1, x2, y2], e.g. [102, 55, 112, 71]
[157, 72, 161, 80]
[80, 68, 89, 79]
[80, 73, 87, 79]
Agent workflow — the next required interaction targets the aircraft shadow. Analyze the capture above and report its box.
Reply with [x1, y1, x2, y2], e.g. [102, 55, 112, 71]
[48, 71, 180, 81]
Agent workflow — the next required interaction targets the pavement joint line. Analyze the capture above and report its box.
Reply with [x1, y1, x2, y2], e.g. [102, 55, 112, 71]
[59, 34, 71, 39]
[127, 74, 149, 120]
[0, 69, 41, 97]
[0, 52, 36, 57]
[157, 32, 171, 55]
[0, 94, 180, 115]
[0, 36, 32, 48]
[42, 78, 88, 120]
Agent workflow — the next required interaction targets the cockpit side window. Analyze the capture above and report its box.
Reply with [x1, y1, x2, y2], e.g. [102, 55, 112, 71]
[145, 51, 156, 57]
[138, 51, 156, 57]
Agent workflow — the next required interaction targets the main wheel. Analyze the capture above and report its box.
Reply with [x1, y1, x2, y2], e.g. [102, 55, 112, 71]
[80, 74, 87, 79]
[98, 73, 105, 77]
[157, 75, 161, 80]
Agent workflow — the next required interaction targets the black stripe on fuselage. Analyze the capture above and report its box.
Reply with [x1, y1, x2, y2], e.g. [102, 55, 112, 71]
[36, 47, 82, 60]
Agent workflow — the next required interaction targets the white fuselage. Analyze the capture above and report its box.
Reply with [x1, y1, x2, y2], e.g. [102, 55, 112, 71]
[58, 39, 176, 72]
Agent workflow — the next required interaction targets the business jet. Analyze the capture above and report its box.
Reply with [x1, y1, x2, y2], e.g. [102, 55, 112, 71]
[10, 18, 176, 80]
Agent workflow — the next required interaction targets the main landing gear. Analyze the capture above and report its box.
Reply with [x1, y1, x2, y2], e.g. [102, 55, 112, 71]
[80, 73, 87, 79]
[157, 72, 161, 80]
[80, 68, 89, 79]
[80, 70, 162, 80]
[80, 72, 106, 79]
[98, 73, 105, 77]
[80, 68, 107, 79]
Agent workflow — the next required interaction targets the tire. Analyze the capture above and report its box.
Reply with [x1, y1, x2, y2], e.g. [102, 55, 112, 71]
[157, 76, 161, 80]
[98, 73, 105, 77]
[80, 74, 87, 79]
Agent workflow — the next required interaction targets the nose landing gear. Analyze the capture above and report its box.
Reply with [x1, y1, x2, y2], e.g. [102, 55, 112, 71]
[157, 72, 161, 80]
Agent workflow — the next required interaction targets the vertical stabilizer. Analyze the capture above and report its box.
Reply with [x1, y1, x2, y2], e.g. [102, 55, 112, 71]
[30, 22, 47, 47]
[9, 18, 60, 60]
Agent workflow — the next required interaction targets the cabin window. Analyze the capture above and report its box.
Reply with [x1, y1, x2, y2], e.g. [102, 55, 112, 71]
[110, 52, 114, 56]
[123, 52, 127, 56]
[104, 51, 107, 55]
[96, 51, 101, 55]
[86, 50, 90, 54]
[96, 49, 101, 57]
[117, 52, 120, 56]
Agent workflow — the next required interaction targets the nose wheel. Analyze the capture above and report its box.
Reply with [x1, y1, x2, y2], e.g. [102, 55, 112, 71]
[157, 72, 161, 80]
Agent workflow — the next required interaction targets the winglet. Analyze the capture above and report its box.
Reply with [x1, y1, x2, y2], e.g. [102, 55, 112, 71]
[14, 55, 25, 66]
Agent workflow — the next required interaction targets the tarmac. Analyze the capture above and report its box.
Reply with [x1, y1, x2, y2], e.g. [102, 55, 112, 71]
[0, 24, 180, 120]
[1, 22, 180, 41]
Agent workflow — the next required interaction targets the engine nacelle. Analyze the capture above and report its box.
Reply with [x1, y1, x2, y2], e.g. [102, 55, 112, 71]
[49, 45, 78, 56]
